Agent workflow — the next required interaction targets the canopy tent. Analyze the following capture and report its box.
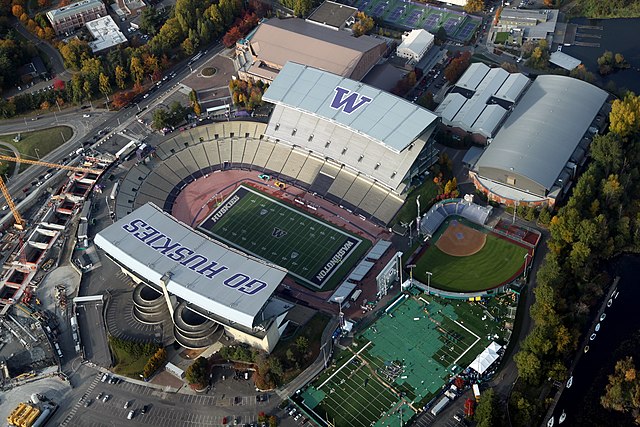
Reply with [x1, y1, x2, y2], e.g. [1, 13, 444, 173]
[468, 341, 502, 375]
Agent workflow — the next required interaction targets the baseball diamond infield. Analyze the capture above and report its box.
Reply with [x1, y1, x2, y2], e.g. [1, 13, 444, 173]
[414, 218, 529, 292]
[435, 220, 487, 257]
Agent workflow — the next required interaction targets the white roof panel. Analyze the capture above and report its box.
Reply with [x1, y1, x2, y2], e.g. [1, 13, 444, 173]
[94, 203, 287, 328]
[455, 62, 490, 90]
[550, 51, 582, 71]
[493, 73, 530, 103]
[263, 62, 438, 152]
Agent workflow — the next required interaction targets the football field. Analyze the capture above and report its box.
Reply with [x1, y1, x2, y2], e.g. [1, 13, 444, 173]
[198, 185, 370, 290]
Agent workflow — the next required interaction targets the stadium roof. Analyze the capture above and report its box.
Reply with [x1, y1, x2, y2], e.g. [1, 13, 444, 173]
[263, 62, 439, 152]
[306, 1, 357, 29]
[550, 51, 582, 71]
[477, 75, 608, 191]
[94, 203, 287, 329]
[248, 18, 385, 79]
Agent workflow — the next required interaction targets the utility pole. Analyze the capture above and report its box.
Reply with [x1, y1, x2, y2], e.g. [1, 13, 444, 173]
[416, 195, 421, 238]
[425, 271, 432, 295]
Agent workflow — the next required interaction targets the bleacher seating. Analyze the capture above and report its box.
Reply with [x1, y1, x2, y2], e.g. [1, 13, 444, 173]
[114, 121, 408, 226]
[420, 199, 493, 237]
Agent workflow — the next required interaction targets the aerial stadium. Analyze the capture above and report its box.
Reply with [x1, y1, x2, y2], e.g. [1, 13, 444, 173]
[102, 62, 441, 351]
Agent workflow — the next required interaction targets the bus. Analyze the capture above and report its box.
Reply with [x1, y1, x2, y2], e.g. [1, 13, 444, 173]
[115, 141, 138, 161]
[109, 182, 119, 201]
[350, 289, 362, 302]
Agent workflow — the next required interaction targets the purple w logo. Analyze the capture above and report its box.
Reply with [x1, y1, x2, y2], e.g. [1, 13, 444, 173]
[330, 87, 372, 114]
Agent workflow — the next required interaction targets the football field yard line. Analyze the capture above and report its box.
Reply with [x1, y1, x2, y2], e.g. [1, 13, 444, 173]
[202, 186, 365, 288]
[319, 341, 372, 389]
[452, 319, 481, 365]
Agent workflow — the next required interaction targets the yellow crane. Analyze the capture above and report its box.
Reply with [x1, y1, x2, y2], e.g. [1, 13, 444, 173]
[0, 154, 102, 230]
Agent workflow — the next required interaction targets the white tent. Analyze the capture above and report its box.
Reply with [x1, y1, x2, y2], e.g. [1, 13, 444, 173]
[469, 342, 502, 375]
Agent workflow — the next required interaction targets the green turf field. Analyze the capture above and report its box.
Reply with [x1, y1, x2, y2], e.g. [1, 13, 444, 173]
[198, 185, 370, 290]
[300, 295, 507, 426]
[414, 220, 528, 292]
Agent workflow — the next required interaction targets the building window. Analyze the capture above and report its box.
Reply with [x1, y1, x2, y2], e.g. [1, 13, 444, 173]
[245, 133, 250, 138]
[229, 132, 234, 138]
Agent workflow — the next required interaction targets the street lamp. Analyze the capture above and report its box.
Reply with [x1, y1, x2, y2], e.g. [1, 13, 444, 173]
[416, 195, 422, 237]
[406, 264, 416, 286]
[34, 148, 40, 159]
[425, 271, 432, 295]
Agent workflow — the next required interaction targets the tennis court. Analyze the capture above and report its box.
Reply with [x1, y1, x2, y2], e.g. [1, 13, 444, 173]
[300, 295, 494, 426]
[198, 185, 370, 290]
[405, 10, 423, 26]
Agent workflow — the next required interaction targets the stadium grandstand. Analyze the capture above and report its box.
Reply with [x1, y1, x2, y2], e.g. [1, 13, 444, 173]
[116, 65, 441, 226]
[234, 17, 387, 83]
[420, 198, 492, 238]
[95, 203, 293, 352]
[468, 75, 610, 207]
[262, 62, 440, 194]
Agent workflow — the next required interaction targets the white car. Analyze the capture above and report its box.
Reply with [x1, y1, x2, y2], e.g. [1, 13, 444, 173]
[127, 410, 135, 419]
[83, 114, 91, 118]
[124, 401, 130, 409]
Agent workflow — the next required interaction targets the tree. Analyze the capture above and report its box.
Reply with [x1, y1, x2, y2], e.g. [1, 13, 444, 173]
[269, 415, 277, 427]
[590, 133, 623, 176]
[464, 0, 484, 13]
[601, 356, 640, 424]
[193, 101, 202, 116]
[514, 350, 542, 384]
[295, 336, 309, 354]
[475, 388, 497, 427]
[434, 26, 447, 43]
[140, 7, 163, 36]
[99, 73, 111, 99]
[115, 65, 127, 90]
[570, 64, 596, 83]
[601, 174, 623, 205]
[352, 12, 374, 37]
[185, 357, 209, 387]
[152, 108, 170, 129]
[417, 91, 435, 110]
[500, 61, 519, 73]
[610, 92, 640, 137]
[222, 26, 243, 48]
[444, 51, 471, 83]
[130, 56, 145, 84]
[293, 0, 312, 17]
[11, 4, 24, 17]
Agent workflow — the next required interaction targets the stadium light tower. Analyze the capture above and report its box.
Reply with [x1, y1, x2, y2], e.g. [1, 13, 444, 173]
[406, 264, 416, 286]
[334, 296, 345, 329]
[425, 271, 433, 295]
[523, 253, 530, 281]
[416, 195, 421, 237]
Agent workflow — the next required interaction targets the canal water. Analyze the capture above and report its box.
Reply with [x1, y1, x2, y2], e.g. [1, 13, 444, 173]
[563, 18, 640, 94]
[551, 255, 640, 426]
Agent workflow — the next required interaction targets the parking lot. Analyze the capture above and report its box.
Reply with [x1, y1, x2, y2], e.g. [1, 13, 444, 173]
[62, 372, 281, 427]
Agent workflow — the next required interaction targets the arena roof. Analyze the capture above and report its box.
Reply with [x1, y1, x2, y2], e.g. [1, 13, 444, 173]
[94, 203, 287, 329]
[477, 75, 608, 191]
[247, 18, 385, 79]
[263, 62, 439, 152]
[306, 1, 357, 29]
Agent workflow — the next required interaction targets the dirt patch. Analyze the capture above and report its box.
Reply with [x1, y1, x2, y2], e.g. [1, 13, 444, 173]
[435, 220, 487, 256]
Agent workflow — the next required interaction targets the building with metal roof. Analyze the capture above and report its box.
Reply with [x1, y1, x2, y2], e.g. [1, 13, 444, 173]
[396, 29, 434, 63]
[550, 51, 582, 71]
[46, 0, 107, 35]
[235, 18, 386, 83]
[263, 62, 439, 193]
[95, 203, 291, 351]
[435, 64, 530, 143]
[306, 0, 357, 30]
[470, 75, 609, 206]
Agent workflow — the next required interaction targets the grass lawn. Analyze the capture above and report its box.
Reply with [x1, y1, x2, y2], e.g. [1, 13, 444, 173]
[392, 180, 438, 227]
[414, 233, 528, 292]
[108, 337, 157, 378]
[0, 126, 73, 176]
[494, 31, 509, 44]
[199, 185, 370, 290]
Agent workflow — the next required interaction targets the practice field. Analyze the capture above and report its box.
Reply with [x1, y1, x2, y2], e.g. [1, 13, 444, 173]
[414, 218, 528, 292]
[198, 185, 370, 290]
[299, 295, 500, 426]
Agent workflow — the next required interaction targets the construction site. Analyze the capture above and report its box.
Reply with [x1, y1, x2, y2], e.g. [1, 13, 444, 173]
[0, 150, 113, 407]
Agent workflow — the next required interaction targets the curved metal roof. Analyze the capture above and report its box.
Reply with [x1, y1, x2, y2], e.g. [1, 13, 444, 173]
[477, 75, 608, 191]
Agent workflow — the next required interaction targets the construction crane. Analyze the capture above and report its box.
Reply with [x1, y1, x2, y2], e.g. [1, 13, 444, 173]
[0, 154, 102, 230]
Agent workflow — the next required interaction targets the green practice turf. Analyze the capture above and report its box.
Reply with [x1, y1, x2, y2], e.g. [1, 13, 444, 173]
[414, 231, 528, 292]
[199, 185, 370, 290]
